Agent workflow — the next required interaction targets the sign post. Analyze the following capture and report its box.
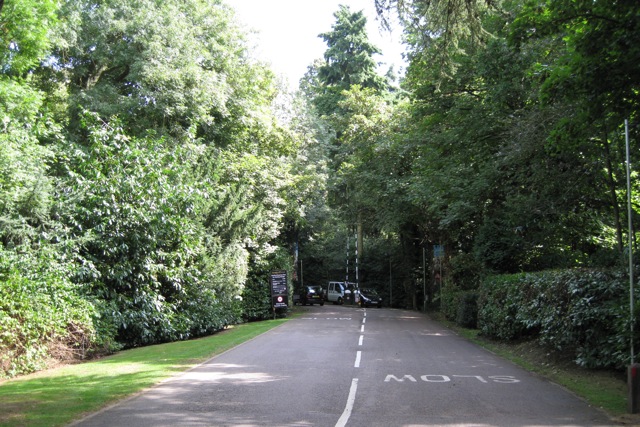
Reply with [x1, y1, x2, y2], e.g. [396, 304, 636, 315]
[434, 245, 444, 311]
[625, 119, 639, 413]
[270, 270, 288, 319]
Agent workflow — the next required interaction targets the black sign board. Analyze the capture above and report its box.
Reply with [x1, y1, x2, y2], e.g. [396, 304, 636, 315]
[270, 270, 288, 309]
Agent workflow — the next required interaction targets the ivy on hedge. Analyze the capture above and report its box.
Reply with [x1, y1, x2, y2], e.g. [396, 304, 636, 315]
[478, 269, 638, 369]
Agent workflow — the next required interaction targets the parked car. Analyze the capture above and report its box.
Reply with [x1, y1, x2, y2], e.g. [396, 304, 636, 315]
[359, 288, 383, 308]
[326, 281, 355, 304]
[299, 285, 325, 306]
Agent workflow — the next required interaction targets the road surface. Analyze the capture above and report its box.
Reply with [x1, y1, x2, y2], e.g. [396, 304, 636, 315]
[71, 305, 616, 426]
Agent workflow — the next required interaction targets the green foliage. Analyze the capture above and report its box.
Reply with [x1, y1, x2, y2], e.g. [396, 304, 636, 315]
[241, 248, 292, 322]
[510, 0, 640, 119]
[0, 247, 96, 378]
[33, 0, 295, 352]
[449, 253, 484, 290]
[311, 5, 387, 116]
[0, 0, 58, 74]
[0, 78, 55, 247]
[478, 270, 637, 369]
[456, 292, 479, 328]
[376, 0, 496, 82]
[441, 285, 479, 328]
[0, 0, 297, 375]
[356, 0, 636, 280]
[440, 286, 462, 321]
[241, 278, 272, 322]
[52, 0, 277, 145]
[55, 112, 249, 346]
[477, 274, 528, 341]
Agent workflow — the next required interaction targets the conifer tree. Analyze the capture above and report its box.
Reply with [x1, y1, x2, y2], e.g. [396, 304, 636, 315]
[312, 5, 386, 116]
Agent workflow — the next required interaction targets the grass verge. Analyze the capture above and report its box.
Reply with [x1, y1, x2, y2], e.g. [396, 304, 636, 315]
[0, 317, 289, 427]
[431, 312, 640, 425]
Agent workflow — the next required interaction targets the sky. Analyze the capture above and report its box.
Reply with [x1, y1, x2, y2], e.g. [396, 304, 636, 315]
[228, 0, 406, 87]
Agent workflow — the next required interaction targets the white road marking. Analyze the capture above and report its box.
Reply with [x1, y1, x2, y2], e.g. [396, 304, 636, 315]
[358, 335, 363, 346]
[384, 374, 521, 383]
[354, 351, 361, 368]
[360, 325, 364, 333]
[335, 378, 359, 427]
[362, 317, 366, 324]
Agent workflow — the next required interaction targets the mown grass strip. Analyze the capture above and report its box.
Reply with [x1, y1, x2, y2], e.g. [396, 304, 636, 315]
[0, 318, 288, 427]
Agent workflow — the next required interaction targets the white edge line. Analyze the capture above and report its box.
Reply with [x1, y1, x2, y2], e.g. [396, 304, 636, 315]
[335, 378, 359, 427]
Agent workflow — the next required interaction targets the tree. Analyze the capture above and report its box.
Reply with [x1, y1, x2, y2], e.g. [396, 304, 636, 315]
[510, 0, 640, 120]
[51, 0, 276, 145]
[38, 0, 298, 347]
[509, 0, 640, 259]
[362, 0, 632, 277]
[312, 5, 387, 116]
[0, 0, 59, 246]
[0, 0, 57, 75]
[375, 0, 498, 82]
[0, 0, 101, 378]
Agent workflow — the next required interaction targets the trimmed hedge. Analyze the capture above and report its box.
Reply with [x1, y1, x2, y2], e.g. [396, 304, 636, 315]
[478, 269, 637, 369]
[441, 287, 479, 328]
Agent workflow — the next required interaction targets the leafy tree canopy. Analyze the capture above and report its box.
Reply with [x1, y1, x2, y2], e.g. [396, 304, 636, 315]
[0, 0, 57, 74]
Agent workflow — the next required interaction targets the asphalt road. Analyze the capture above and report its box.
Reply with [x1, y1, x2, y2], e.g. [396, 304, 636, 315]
[71, 305, 617, 427]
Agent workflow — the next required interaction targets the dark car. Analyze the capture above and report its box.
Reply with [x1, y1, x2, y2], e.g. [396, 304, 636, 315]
[299, 285, 325, 306]
[359, 288, 382, 308]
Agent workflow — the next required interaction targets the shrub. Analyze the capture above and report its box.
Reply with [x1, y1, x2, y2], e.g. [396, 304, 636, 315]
[478, 269, 638, 369]
[456, 292, 479, 328]
[477, 273, 531, 340]
[449, 253, 484, 290]
[441, 283, 480, 328]
[440, 285, 462, 321]
[241, 277, 273, 321]
[241, 249, 292, 322]
[0, 248, 97, 378]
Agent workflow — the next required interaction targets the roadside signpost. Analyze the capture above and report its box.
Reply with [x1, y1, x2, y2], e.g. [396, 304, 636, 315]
[625, 119, 639, 413]
[270, 270, 288, 319]
[434, 245, 444, 311]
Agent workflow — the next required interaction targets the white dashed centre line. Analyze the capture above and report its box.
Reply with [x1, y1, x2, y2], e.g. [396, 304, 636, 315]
[337, 311, 367, 426]
[335, 378, 359, 427]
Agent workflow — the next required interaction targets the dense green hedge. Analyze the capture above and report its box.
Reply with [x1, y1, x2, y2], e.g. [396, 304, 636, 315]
[478, 269, 637, 369]
[0, 249, 96, 378]
[441, 287, 480, 329]
[241, 276, 273, 321]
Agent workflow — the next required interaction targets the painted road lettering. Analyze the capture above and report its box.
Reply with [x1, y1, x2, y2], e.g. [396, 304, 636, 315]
[384, 374, 520, 384]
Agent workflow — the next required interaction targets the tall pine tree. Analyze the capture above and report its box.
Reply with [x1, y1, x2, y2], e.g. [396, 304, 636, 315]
[312, 5, 386, 116]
